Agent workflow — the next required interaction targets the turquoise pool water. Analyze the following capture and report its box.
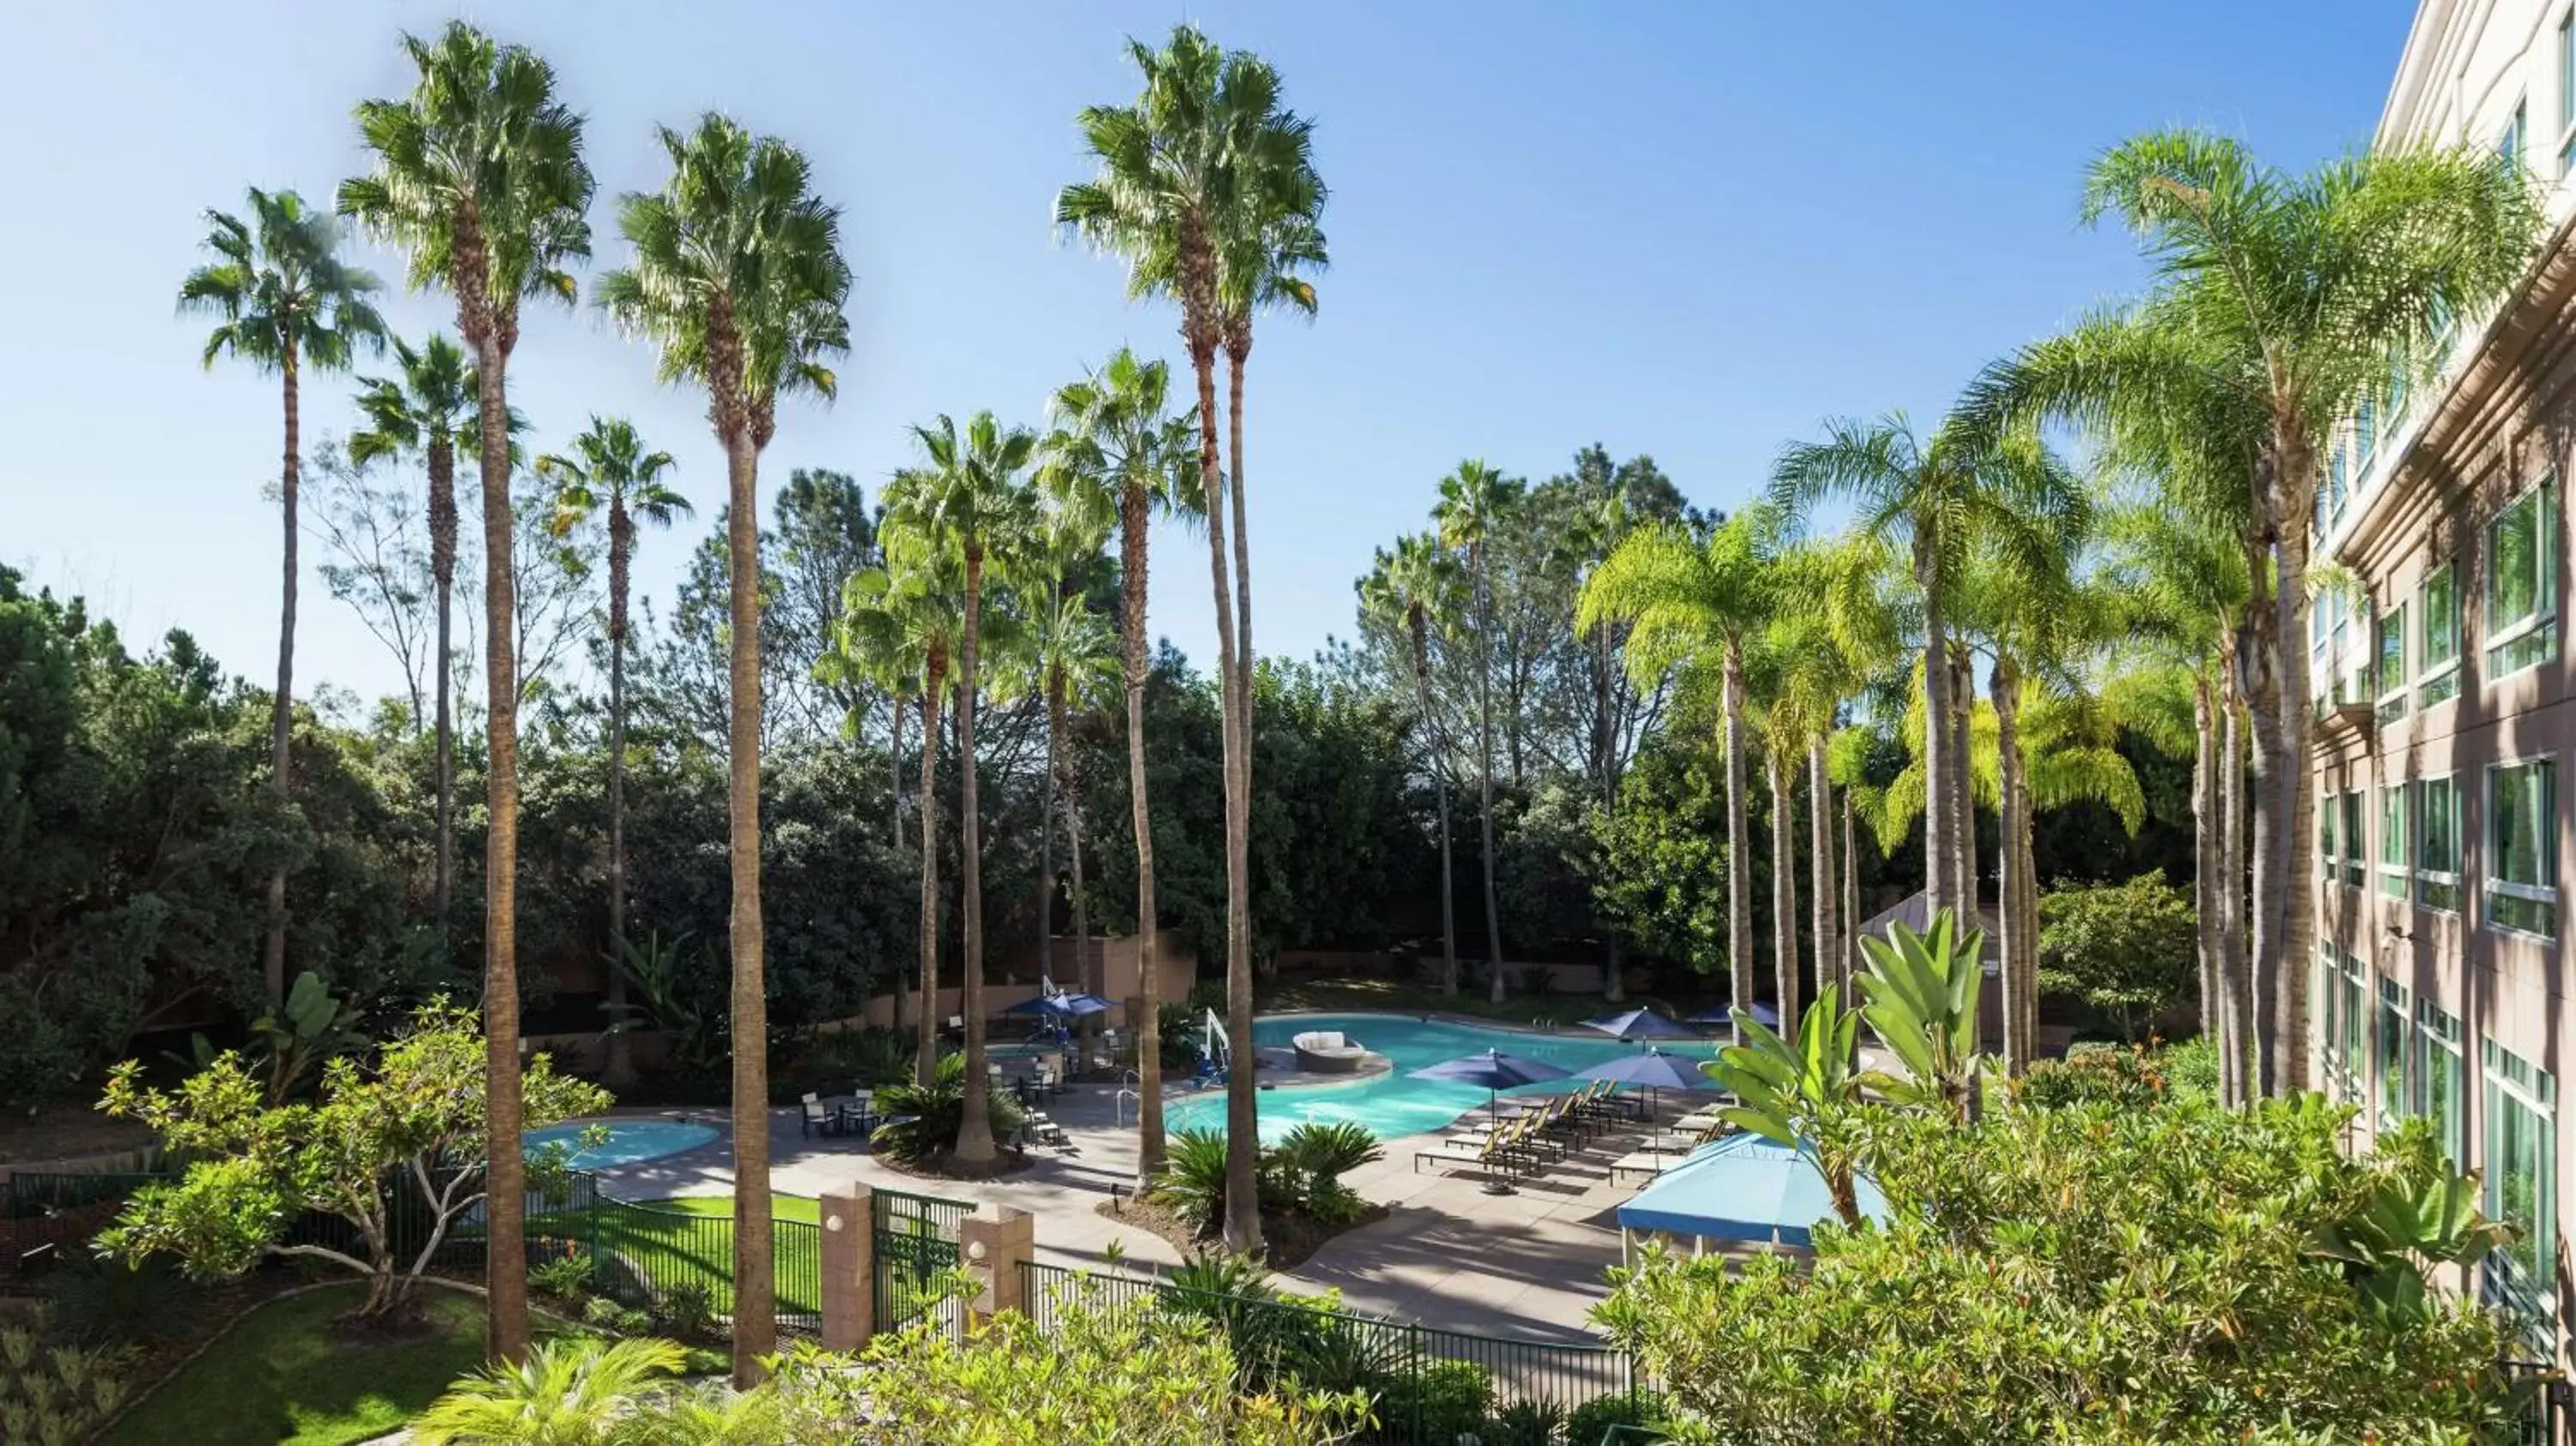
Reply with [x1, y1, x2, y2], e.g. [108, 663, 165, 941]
[1163, 1013, 1716, 1144]
[524, 1119, 719, 1168]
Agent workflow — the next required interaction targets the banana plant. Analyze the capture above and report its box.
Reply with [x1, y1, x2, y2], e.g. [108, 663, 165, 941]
[2312, 1161, 2518, 1325]
[1706, 986, 1867, 1226]
[1854, 911, 1990, 1120]
[162, 969, 361, 1104]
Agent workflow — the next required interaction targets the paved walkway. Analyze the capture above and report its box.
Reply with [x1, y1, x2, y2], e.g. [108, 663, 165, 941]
[586, 1068, 1683, 1340]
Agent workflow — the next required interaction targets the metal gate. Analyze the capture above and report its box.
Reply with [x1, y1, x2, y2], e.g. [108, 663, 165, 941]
[872, 1187, 972, 1332]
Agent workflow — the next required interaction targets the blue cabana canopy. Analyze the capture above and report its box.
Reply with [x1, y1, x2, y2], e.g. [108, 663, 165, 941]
[1582, 1007, 1700, 1042]
[1616, 1133, 1888, 1249]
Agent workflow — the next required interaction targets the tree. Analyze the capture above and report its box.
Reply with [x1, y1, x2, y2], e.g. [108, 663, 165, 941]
[341, 20, 594, 1361]
[306, 441, 435, 731]
[1012, 583, 1119, 1032]
[1434, 460, 1522, 1009]
[1358, 533, 1464, 994]
[595, 111, 851, 1383]
[97, 999, 608, 1321]
[886, 412, 1036, 1170]
[1042, 348, 1198, 1183]
[1581, 512, 1774, 1040]
[179, 185, 386, 1004]
[538, 416, 690, 1083]
[1973, 133, 2539, 1094]
[2037, 872, 2198, 1042]
[349, 333, 480, 939]
[1704, 986, 1863, 1227]
[1852, 913, 1987, 1118]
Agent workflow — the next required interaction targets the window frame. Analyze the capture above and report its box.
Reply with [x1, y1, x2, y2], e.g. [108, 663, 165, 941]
[2418, 558, 2462, 707]
[2376, 597, 2409, 724]
[2379, 781, 2411, 900]
[2377, 975, 2410, 1131]
[2483, 755, 2559, 944]
[2482, 473, 2558, 684]
[2562, 9, 2576, 171]
[2415, 998, 2468, 1168]
[2482, 1036, 2558, 1335]
[2416, 773, 2463, 914]
[2342, 791, 2368, 890]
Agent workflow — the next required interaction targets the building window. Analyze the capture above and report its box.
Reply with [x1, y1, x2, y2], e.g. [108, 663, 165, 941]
[2563, 10, 2576, 169]
[2482, 1038, 2557, 1332]
[2504, 99, 2530, 170]
[2419, 560, 2461, 707]
[2315, 950, 2340, 1083]
[2342, 792, 2366, 889]
[2376, 598, 2408, 724]
[2415, 999, 2467, 1167]
[2484, 476, 2558, 681]
[2379, 783, 2409, 900]
[2417, 775, 2462, 913]
[2356, 398, 2379, 465]
[2330, 444, 2350, 522]
[2487, 758, 2557, 940]
[2341, 955, 2369, 1103]
[2377, 975, 2409, 1129]
[2318, 785, 2339, 885]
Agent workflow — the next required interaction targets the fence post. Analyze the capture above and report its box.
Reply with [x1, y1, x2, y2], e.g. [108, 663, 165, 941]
[819, 1181, 876, 1353]
[957, 1200, 1034, 1331]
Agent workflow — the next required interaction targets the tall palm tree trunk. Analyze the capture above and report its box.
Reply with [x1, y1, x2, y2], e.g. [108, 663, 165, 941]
[1949, 641, 1977, 927]
[1071, 780, 1097, 1066]
[2017, 771, 2040, 1060]
[2239, 517, 2287, 1098]
[1841, 793, 1859, 993]
[915, 665, 946, 1088]
[2221, 672, 2251, 1105]
[720, 432, 776, 1382]
[1120, 483, 1166, 1183]
[955, 552, 997, 1166]
[1770, 750, 1800, 1036]
[468, 331, 528, 1366]
[889, 696, 908, 852]
[1919, 569, 1954, 923]
[2269, 440, 2318, 1097]
[2192, 676, 2219, 1048]
[1807, 738, 1837, 1019]
[265, 347, 301, 1003]
[1992, 655, 2026, 1072]
[1409, 616, 1458, 996]
[1039, 669, 1060, 987]
[1723, 641, 1754, 1042]
[1475, 547, 1506, 1007]
[428, 437, 457, 948]
[605, 504, 635, 1084]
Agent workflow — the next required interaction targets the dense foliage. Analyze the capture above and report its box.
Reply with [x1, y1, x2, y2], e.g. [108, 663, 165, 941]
[2038, 871, 2198, 1039]
[1598, 1097, 2528, 1444]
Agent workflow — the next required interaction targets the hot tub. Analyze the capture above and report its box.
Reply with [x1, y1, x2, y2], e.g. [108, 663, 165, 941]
[1291, 1030, 1369, 1073]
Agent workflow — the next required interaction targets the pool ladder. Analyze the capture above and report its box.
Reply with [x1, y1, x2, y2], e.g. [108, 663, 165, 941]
[1114, 1069, 1141, 1127]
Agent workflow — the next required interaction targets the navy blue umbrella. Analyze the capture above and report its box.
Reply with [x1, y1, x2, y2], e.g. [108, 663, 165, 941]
[1005, 990, 1113, 1018]
[1688, 1002, 1781, 1029]
[1577, 1047, 1716, 1115]
[1583, 1007, 1700, 1042]
[1408, 1048, 1572, 1121]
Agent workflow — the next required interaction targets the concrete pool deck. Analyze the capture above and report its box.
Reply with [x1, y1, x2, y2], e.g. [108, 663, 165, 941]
[587, 1063, 1714, 1340]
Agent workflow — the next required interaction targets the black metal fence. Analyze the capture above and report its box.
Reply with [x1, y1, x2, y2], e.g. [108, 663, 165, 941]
[1019, 1260, 1640, 1444]
[872, 1188, 971, 1333]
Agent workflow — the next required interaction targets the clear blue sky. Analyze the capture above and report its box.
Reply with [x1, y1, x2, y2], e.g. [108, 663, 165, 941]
[1, 1, 2415, 705]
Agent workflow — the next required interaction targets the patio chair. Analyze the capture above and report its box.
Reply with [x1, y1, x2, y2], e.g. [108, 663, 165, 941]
[838, 1091, 877, 1135]
[1414, 1115, 1537, 1182]
[1024, 1111, 1067, 1146]
[799, 1094, 842, 1139]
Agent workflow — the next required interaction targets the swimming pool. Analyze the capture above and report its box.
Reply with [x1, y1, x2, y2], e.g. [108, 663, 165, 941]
[524, 1118, 720, 1168]
[1163, 1013, 1716, 1144]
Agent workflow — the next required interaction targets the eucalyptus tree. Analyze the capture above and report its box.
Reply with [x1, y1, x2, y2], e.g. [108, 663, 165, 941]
[886, 412, 1038, 1170]
[1973, 132, 2537, 1093]
[594, 112, 851, 1382]
[1581, 511, 1776, 1039]
[537, 417, 689, 1081]
[840, 530, 964, 1086]
[1435, 460, 1524, 1006]
[349, 333, 485, 938]
[341, 19, 592, 1363]
[1042, 348, 1197, 1182]
[1359, 533, 1466, 995]
[180, 185, 386, 1003]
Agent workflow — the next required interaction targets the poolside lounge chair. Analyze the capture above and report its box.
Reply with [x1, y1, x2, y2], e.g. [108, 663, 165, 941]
[1607, 1150, 1674, 1183]
[1415, 1115, 1539, 1182]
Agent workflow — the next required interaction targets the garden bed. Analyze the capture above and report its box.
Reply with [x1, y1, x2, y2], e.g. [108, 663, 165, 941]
[1097, 1194, 1388, 1273]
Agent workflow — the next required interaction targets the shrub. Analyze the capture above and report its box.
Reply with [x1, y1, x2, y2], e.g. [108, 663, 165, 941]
[867, 1053, 1027, 1165]
[658, 1279, 716, 1340]
[1151, 1130, 1232, 1236]
[2036, 872, 2197, 1040]
[1, 1321, 130, 1446]
[1374, 1358, 1493, 1444]
[2018, 1042, 2170, 1111]
[529, 1255, 593, 1303]
[40, 1252, 197, 1346]
[1155, 1122, 1386, 1237]
[2162, 1036, 2220, 1103]
[1483, 1398, 1569, 1446]
[1568, 1388, 1669, 1444]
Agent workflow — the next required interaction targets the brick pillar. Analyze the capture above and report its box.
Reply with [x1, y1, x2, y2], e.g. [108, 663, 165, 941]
[818, 1182, 874, 1352]
[957, 1200, 1035, 1324]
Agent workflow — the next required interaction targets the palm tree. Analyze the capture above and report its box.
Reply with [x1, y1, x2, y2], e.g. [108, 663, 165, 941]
[1434, 461, 1522, 1007]
[411, 1336, 684, 1446]
[348, 334, 483, 941]
[594, 112, 851, 1385]
[1043, 349, 1197, 1183]
[887, 412, 1037, 1170]
[537, 417, 690, 1084]
[1016, 586, 1121, 1042]
[1057, 25, 1306, 1255]
[1580, 512, 1775, 1041]
[341, 20, 593, 1364]
[179, 186, 386, 1004]
[841, 535, 964, 1088]
[1359, 533, 1464, 995]
[1971, 133, 2538, 1093]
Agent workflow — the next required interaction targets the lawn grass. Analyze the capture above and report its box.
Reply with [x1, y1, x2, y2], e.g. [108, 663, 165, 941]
[591, 1193, 823, 1320]
[101, 1282, 513, 1446]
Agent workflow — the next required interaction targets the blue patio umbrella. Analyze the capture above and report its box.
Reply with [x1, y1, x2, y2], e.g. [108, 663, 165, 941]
[1687, 1002, 1780, 1029]
[1407, 1048, 1571, 1121]
[1583, 1007, 1700, 1042]
[1616, 1132, 1889, 1249]
[1576, 1047, 1716, 1115]
[1003, 990, 1112, 1018]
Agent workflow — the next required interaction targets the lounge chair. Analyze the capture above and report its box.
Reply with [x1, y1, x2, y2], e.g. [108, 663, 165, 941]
[1415, 1115, 1538, 1181]
[1607, 1150, 1674, 1183]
